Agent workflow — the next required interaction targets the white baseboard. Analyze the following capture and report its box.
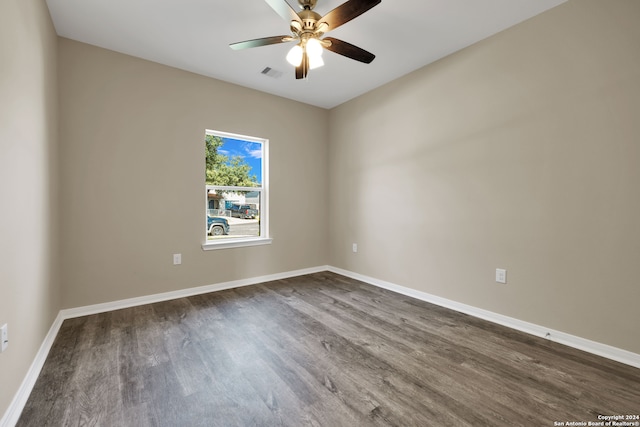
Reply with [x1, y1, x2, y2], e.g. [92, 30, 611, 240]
[61, 265, 329, 319]
[327, 266, 640, 369]
[4, 264, 639, 427]
[0, 312, 64, 427]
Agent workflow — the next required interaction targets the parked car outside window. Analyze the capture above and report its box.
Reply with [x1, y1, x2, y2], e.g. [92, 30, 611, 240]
[230, 204, 258, 219]
[207, 216, 230, 236]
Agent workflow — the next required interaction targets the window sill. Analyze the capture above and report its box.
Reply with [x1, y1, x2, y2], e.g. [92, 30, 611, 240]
[202, 237, 273, 251]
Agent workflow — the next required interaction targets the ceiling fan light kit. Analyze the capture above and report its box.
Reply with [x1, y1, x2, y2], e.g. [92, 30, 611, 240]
[230, 0, 381, 79]
[286, 44, 304, 66]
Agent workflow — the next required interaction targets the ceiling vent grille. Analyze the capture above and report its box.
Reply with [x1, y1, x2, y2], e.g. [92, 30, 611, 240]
[261, 67, 283, 79]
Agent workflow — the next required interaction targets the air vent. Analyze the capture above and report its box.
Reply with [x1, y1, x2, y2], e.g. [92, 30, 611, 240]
[261, 67, 283, 79]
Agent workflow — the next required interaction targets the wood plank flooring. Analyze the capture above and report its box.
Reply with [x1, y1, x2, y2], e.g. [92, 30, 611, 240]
[17, 272, 640, 426]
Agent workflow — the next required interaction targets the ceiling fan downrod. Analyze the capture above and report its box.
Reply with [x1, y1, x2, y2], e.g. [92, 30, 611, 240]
[297, 0, 318, 10]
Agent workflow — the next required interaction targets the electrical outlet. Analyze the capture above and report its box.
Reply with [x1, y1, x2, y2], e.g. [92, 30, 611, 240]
[496, 268, 507, 284]
[352, 243, 358, 253]
[173, 253, 182, 265]
[1, 324, 8, 352]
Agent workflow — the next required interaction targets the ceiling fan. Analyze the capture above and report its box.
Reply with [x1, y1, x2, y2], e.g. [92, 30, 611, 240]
[230, 0, 381, 79]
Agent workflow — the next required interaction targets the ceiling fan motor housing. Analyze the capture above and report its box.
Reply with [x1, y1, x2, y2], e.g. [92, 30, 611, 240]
[298, 9, 322, 31]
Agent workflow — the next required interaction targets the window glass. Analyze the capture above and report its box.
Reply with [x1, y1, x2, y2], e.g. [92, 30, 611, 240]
[205, 131, 267, 244]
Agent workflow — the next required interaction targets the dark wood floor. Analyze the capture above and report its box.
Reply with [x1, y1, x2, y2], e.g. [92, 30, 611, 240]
[17, 272, 640, 426]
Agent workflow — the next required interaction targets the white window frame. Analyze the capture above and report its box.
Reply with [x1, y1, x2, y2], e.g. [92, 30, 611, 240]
[202, 130, 271, 251]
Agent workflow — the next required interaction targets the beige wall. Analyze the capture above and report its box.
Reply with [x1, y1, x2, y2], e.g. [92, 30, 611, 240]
[0, 0, 60, 418]
[329, 0, 640, 354]
[58, 39, 330, 308]
[2, 0, 640, 419]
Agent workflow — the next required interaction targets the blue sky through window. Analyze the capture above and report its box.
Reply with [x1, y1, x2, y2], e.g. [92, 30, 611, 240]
[218, 137, 263, 185]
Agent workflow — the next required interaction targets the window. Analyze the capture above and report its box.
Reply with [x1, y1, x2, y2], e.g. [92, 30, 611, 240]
[202, 130, 270, 250]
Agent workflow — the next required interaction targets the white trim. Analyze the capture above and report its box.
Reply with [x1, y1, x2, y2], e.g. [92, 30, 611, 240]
[260, 140, 269, 240]
[201, 237, 272, 251]
[205, 129, 266, 144]
[61, 265, 326, 319]
[327, 266, 640, 369]
[204, 129, 270, 247]
[206, 185, 263, 192]
[0, 312, 64, 427]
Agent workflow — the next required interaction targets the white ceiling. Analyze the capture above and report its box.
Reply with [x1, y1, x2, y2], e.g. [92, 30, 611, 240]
[45, 0, 566, 109]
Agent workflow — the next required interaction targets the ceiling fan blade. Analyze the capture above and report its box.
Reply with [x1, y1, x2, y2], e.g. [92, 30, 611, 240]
[319, 0, 381, 32]
[230, 36, 292, 50]
[295, 51, 309, 79]
[323, 37, 375, 63]
[265, 0, 302, 25]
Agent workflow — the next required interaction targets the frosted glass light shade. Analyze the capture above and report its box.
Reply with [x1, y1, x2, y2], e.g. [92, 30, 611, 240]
[306, 37, 323, 58]
[286, 44, 303, 67]
[309, 55, 324, 70]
